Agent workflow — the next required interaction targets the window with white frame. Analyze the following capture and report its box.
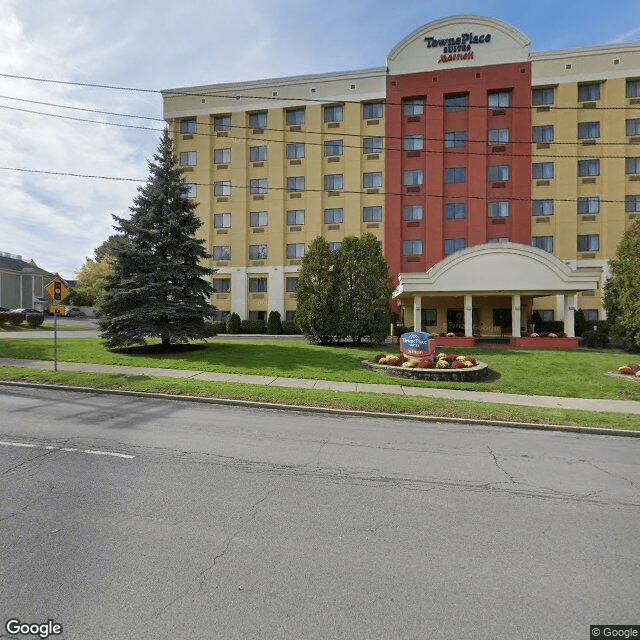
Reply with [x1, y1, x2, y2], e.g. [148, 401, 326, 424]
[488, 201, 510, 218]
[444, 94, 467, 112]
[625, 195, 640, 211]
[249, 145, 267, 162]
[532, 87, 554, 105]
[286, 243, 305, 259]
[363, 172, 382, 188]
[578, 83, 600, 102]
[577, 196, 600, 214]
[286, 108, 305, 125]
[444, 203, 466, 219]
[626, 79, 640, 98]
[403, 169, 423, 186]
[324, 174, 343, 190]
[286, 143, 305, 159]
[583, 309, 599, 323]
[214, 181, 231, 196]
[328, 242, 342, 253]
[402, 98, 424, 116]
[538, 309, 554, 322]
[403, 239, 423, 256]
[287, 176, 305, 192]
[213, 245, 230, 260]
[627, 119, 640, 136]
[285, 277, 298, 293]
[363, 102, 383, 119]
[249, 244, 268, 260]
[179, 151, 196, 166]
[212, 278, 230, 293]
[578, 159, 600, 176]
[488, 128, 509, 145]
[324, 105, 343, 123]
[488, 91, 510, 108]
[286, 209, 305, 225]
[214, 213, 231, 228]
[532, 162, 554, 179]
[249, 211, 268, 227]
[444, 167, 466, 184]
[577, 234, 599, 251]
[532, 236, 553, 252]
[532, 199, 554, 216]
[213, 148, 230, 164]
[324, 139, 343, 156]
[488, 164, 509, 181]
[249, 111, 267, 129]
[324, 208, 343, 224]
[403, 204, 423, 221]
[444, 238, 466, 255]
[249, 277, 268, 293]
[403, 134, 424, 151]
[285, 310, 296, 322]
[626, 157, 640, 174]
[213, 115, 231, 131]
[532, 125, 554, 143]
[363, 206, 382, 222]
[578, 121, 600, 139]
[184, 183, 197, 198]
[249, 178, 268, 194]
[363, 137, 383, 154]
[180, 118, 196, 133]
[444, 130, 466, 148]
[249, 310, 266, 322]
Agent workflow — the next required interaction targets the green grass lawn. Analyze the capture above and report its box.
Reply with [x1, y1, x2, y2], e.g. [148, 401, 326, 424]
[0, 337, 638, 401]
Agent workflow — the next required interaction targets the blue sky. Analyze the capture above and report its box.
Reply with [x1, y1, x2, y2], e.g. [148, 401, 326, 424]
[2, 0, 640, 277]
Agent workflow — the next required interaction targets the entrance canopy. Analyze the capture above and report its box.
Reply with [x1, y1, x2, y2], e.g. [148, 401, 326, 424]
[393, 243, 602, 338]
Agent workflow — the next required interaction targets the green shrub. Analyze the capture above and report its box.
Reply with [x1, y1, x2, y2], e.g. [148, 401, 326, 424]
[540, 320, 564, 335]
[241, 319, 266, 334]
[583, 320, 610, 349]
[26, 313, 45, 327]
[281, 320, 302, 335]
[574, 308, 588, 338]
[394, 324, 410, 337]
[226, 312, 242, 334]
[8, 313, 23, 326]
[267, 310, 282, 335]
[0, 312, 11, 325]
[211, 321, 227, 334]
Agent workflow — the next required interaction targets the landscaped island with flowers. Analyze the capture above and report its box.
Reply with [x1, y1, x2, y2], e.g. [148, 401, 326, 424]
[362, 352, 488, 381]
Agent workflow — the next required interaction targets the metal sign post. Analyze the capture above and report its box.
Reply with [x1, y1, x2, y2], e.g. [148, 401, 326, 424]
[54, 309, 58, 372]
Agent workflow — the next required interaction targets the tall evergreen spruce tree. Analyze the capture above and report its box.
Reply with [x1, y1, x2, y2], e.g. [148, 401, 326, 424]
[100, 130, 215, 349]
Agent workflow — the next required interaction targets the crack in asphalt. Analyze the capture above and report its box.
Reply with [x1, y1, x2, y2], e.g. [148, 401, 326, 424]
[0, 447, 60, 477]
[487, 446, 517, 484]
[585, 460, 640, 490]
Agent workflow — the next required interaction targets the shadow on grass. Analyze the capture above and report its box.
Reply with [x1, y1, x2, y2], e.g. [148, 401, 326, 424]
[112, 343, 209, 355]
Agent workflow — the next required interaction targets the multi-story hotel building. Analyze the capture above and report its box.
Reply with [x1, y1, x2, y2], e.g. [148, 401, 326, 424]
[162, 15, 640, 339]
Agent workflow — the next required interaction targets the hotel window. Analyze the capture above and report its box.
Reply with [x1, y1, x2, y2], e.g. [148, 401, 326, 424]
[179, 151, 196, 166]
[180, 118, 196, 133]
[249, 178, 268, 194]
[249, 111, 267, 129]
[285, 277, 298, 293]
[324, 105, 343, 123]
[324, 139, 343, 156]
[286, 209, 305, 225]
[286, 143, 305, 159]
[212, 279, 231, 293]
[488, 128, 509, 145]
[324, 208, 343, 224]
[213, 115, 231, 131]
[249, 244, 268, 260]
[488, 91, 510, 108]
[363, 102, 383, 119]
[625, 195, 640, 211]
[532, 87, 554, 105]
[249, 145, 267, 162]
[363, 172, 383, 188]
[627, 119, 640, 136]
[578, 159, 600, 177]
[184, 183, 197, 198]
[403, 204, 423, 221]
[286, 243, 305, 259]
[324, 174, 343, 190]
[403, 169, 423, 186]
[444, 94, 467, 112]
[214, 148, 231, 164]
[285, 311, 296, 322]
[249, 211, 268, 227]
[249, 310, 266, 322]
[213, 245, 230, 260]
[583, 309, 599, 323]
[444, 238, 466, 255]
[577, 196, 600, 214]
[249, 277, 268, 293]
[625, 157, 640, 174]
[444, 167, 466, 184]
[532, 236, 553, 253]
[214, 213, 231, 228]
[577, 234, 599, 252]
[363, 206, 382, 222]
[444, 131, 466, 148]
[363, 137, 383, 153]
[532, 200, 554, 216]
[444, 203, 466, 219]
[422, 309, 437, 326]
[532, 125, 553, 143]
[578, 83, 600, 102]
[532, 162, 554, 179]
[287, 176, 305, 192]
[626, 79, 640, 98]
[214, 181, 231, 196]
[328, 242, 342, 253]
[488, 201, 510, 218]
[488, 237, 509, 244]
[578, 121, 600, 139]
[403, 134, 424, 151]
[488, 164, 509, 181]
[402, 98, 424, 116]
[286, 108, 305, 125]
[538, 310, 554, 322]
[403, 239, 423, 256]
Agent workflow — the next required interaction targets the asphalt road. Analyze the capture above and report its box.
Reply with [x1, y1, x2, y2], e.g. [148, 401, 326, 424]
[1, 387, 638, 640]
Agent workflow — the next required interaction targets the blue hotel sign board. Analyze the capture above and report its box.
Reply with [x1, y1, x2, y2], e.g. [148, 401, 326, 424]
[400, 332, 435, 358]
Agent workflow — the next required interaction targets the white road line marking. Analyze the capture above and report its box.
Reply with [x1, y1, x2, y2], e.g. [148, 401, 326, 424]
[0, 440, 134, 459]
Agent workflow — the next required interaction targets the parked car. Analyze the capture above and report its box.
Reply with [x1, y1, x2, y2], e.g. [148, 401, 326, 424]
[10, 308, 43, 317]
[0, 307, 10, 312]
[65, 307, 85, 317]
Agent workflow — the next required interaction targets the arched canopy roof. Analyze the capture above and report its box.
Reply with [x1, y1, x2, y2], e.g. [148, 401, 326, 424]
[393, 243, 601, 299]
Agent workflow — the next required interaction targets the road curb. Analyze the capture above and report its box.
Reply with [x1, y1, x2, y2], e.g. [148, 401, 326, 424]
[1, 379, 637, 438]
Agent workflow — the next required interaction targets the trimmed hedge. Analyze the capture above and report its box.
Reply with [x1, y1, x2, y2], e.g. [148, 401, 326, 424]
[241, 319, 266, 334]
[26, 313, 45, 327]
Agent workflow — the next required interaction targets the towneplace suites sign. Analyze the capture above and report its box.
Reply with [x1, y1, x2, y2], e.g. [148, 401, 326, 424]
[424, 31, 492, 64]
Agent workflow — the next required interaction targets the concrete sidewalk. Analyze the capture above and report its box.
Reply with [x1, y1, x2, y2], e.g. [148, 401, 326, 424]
[0, 357, 639, 416]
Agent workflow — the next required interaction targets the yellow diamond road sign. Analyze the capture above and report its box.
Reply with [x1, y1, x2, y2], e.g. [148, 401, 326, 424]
[45, 278, 70, 302]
